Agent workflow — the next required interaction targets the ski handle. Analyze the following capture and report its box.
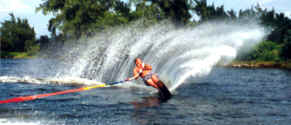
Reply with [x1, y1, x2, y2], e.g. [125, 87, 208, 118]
[107, 77, 135, 85]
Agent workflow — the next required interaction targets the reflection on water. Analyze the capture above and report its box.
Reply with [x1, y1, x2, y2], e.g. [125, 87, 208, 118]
[131, 96, 162, 125]
[131, 96, 162, 109]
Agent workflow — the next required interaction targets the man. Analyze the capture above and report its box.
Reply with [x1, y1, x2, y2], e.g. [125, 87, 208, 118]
[126, 58, 172, 100]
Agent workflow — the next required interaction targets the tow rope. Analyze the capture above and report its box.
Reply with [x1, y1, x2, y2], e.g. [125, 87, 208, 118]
[0, 79, 130, 104]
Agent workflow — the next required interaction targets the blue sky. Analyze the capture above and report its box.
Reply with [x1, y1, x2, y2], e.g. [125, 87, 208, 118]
[0, 0, 290, 37]
[0, 0, 52, 37]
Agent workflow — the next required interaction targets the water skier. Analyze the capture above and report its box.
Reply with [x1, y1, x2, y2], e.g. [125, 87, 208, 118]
[126, 58, 172, 100]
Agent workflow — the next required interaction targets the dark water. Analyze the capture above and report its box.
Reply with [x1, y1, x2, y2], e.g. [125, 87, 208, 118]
[0, 59, 291, 125]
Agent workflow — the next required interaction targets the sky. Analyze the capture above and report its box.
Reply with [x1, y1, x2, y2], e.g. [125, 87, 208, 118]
[0, 0, 290, 37]
[0, 0, 52, 37]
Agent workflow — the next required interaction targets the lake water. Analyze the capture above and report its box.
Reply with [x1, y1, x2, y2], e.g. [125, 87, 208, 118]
[0, 59, 291, 125]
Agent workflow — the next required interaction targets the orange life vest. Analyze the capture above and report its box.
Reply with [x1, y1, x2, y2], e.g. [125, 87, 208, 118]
[134, 62, 152, 78]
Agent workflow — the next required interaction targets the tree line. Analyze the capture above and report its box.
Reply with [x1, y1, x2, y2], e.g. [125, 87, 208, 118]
[0, 13, 35, 52]
[0, 0, 290, 61]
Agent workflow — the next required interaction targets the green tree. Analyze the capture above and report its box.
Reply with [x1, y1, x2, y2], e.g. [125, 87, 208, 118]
[149, 0, 192, 25]
[254, 41, 281, 61]
[37, 0, 195, 39]
[129, 2, 166, 26]
[0, 13, 36, 52]
[193, 0, 239, 22]
[281, 28, 291, 60]
[238, 41, 281, 61]
[37, 0, 131, 38]
[36, 35, 50, 51]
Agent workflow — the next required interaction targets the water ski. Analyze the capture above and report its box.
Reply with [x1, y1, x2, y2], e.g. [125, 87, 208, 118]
[156, 80, 172, 101]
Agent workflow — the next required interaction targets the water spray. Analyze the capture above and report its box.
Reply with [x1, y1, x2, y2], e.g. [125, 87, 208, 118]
[0, 20, 267, 92]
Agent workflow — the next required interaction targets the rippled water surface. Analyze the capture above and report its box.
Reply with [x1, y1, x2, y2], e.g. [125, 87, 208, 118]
[0, 59, 291, 125]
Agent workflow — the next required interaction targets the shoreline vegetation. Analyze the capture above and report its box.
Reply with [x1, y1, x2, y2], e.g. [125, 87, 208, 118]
[1, 52, 35, 59]
[1, 53, 291, 70]
[221, 61, 291, 69]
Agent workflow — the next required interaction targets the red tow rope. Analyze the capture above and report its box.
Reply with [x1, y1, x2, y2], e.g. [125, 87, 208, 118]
[0, 88, 86, 104]
[0, 78, 132, 104]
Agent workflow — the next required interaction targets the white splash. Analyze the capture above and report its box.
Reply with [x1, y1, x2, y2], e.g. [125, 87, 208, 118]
[0, 118, 63, 125]
[0, 76, 102, 85]
[0, 20, 267, 91]
[52, 21, 266, 91]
